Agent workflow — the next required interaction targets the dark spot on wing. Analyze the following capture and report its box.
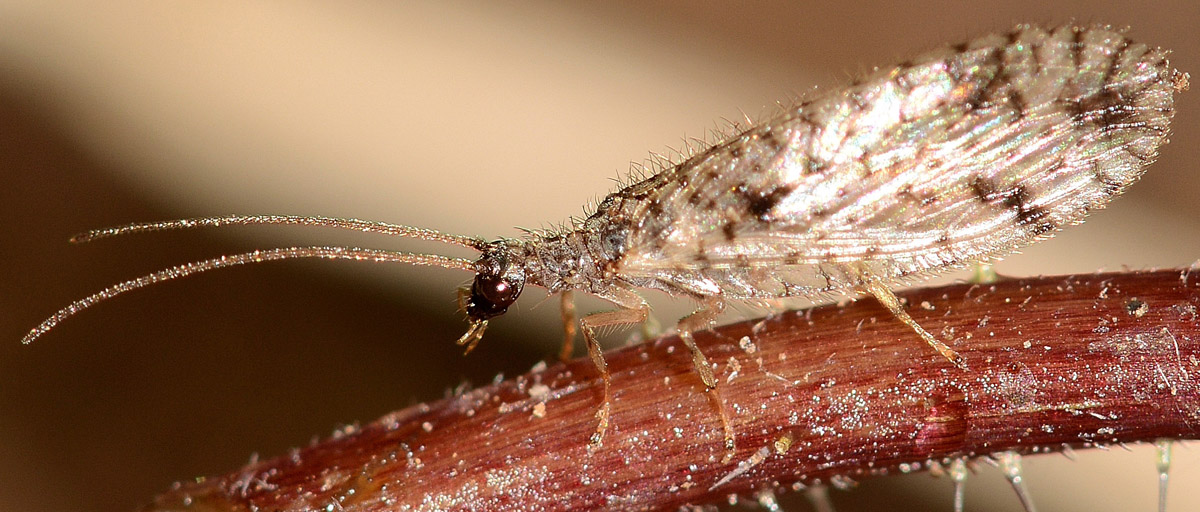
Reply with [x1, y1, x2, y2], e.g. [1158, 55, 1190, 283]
[1026, 216, 1056, 235]
[742, 184, 796, 221]
[722, 222, 736, 241]
[761, 127, 783, 151]
[805, 158, 827, 175]
[848, 91, 869, 110]
[896, 75, 918, 101]
[797, 109, 817, 126]
[946, 54, 971, 84]
[1075, 89, 1134, 128]
[1061, 97, 1085, 119]
[965, 48, 1004, 111]
[1005, 29, 1020, 46]
[1103, 38, 1131, 86]
[842, 133, 863, 164]
[1032, 39, 1046, 74]
[1000, 185, 1031, 212]
[1007, 193, 1051, 231]
[1007, 89, 1027, 116]
[969, 175, 999, 202]
[972, 177, 1058, 233]
[647, 198, 664, 216]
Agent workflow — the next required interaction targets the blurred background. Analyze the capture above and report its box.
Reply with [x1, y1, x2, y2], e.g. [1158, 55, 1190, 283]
[1, 1, 1198, 510]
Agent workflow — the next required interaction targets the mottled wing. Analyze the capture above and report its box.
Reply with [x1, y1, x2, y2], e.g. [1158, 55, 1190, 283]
[600, 25, 1180, 299]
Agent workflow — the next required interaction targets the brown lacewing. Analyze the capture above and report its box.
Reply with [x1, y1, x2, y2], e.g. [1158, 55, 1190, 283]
[22, 24, 1187, 449]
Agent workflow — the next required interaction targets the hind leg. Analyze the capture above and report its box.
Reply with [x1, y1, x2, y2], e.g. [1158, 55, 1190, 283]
[852, 264, 966, 370]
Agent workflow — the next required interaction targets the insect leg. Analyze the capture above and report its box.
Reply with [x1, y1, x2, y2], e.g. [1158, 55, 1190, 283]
[861, 278, 967, 370]
[558, 291, 577, 362]
[578, 288, 649, 448]
[677, 298, 736, 453]
[676, 298, 725, 389]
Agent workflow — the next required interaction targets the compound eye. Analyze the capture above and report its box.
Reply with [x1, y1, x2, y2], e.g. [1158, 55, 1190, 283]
[478, 275, 518, 306]
[467, 274, 520, 319]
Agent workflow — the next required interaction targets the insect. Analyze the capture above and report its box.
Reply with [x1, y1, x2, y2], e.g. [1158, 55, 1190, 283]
[22, 24, 1186, 450]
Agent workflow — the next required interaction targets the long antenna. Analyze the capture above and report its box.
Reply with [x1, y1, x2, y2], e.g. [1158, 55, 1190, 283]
[71, 215, 487, 250]
[21, 246, 476, 345]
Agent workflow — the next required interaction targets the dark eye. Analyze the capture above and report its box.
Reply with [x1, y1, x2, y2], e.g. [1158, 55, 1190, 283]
[478, 275, 517, 305]
[467, 274, 520, 319]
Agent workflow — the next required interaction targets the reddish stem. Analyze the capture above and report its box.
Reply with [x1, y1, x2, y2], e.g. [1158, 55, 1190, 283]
[142, 269, 1200, 511]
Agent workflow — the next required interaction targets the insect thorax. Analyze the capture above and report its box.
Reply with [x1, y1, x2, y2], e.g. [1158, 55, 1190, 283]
[516, 214, 637, 296]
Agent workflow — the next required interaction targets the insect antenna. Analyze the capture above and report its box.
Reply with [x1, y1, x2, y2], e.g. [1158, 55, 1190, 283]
[70, 214, 487, 250]
[21, 246, 476, 345]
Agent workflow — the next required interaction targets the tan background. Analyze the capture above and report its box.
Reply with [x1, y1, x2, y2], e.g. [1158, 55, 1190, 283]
[1, 1, 1198, 510]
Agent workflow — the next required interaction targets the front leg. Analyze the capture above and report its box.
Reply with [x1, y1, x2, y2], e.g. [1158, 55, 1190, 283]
[579, 288, 649, 448]
[558, 290, 577, 362]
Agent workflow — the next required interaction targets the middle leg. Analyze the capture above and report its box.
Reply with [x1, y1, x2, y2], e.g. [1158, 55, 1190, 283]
[676, 297, 736, 453]
[676, 298, 726, 389]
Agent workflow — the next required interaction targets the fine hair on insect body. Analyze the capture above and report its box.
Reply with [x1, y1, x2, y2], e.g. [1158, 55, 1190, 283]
[22, 23, 1187, 451]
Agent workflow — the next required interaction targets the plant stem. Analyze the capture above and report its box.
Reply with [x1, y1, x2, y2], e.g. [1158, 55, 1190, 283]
[141, 269, 1200, 511]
